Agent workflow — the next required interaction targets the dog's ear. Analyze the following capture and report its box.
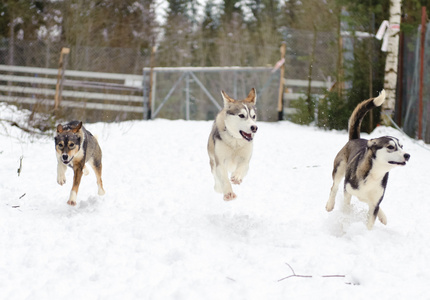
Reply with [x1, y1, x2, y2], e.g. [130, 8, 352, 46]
[367, 139, 377, 148]
[56, 124, 63, 133]
[72, 121, 83, 133]
[244, 88, 257, 105]
[221, 90, 235, 107]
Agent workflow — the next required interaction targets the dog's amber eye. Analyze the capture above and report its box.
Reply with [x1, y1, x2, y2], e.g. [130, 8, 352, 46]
[239, 114, 245, 118]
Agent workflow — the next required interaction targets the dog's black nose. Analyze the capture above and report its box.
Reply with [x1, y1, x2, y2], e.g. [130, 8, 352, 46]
[62, 154, 68, 161]
[404, 153, 410, 161]
[251, 125, 258, 133]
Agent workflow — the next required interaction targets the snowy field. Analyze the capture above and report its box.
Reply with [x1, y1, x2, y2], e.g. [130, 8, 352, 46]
[1, 104, 430, 299]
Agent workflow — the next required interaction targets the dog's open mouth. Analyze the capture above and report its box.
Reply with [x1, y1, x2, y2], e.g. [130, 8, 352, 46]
[240, 130, 253, 141]
[389, 161, 406, 166]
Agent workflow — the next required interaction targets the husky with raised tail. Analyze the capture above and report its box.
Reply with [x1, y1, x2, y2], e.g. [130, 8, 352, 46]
[207, 88, 258, 201]
[55, 121, 105, 206]
[325, 90, 410, 229]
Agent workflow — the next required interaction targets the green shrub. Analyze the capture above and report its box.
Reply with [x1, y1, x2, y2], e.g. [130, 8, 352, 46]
[289, 95, 316, 125]
[317, 91, 350, 130]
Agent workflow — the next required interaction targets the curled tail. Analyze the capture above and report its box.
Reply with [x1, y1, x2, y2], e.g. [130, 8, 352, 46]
[348, 89, 386, 140]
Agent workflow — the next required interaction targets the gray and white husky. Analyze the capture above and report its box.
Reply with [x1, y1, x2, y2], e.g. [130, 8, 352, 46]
[207, 88, 258, 201]
[325, 90, 410, 229]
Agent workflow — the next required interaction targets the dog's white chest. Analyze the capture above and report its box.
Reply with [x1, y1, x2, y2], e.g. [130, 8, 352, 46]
[215, 139, 252, 169]
[345, 176, 385, 205]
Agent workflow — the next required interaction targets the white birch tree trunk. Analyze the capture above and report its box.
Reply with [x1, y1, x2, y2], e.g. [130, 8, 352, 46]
[381, 0, 402, 125]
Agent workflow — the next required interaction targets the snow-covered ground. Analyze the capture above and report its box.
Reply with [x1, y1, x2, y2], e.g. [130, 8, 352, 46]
[1, 105, 430, 299]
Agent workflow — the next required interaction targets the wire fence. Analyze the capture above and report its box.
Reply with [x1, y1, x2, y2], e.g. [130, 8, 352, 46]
[0, 32, 338, 122]
[2, 26, 428, 139]
[0, 28, 338, 80]
[0, 39, 150, 74]
[402, 23, 430, 143]
[145, 67, 280, 121]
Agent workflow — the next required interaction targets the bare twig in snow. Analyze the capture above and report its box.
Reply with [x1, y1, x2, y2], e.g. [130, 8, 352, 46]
[17, 156, 23, 176]
[278, 263, 346, 282]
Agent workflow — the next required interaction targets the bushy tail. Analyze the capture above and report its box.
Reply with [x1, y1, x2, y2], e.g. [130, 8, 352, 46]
[348, 89, 386, 140]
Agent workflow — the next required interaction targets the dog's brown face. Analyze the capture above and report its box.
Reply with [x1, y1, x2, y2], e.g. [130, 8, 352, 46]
[55, 122, 83, 165]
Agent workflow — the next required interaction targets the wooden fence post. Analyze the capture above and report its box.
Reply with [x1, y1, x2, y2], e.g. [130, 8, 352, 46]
[277, 42, 286, 121]
[54, 47, 70, 111]
[148, 45, 156, 120]
[418, 7, 426, 140]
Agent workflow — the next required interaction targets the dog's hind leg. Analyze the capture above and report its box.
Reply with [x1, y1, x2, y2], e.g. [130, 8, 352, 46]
[89, 159, 105, 196]
[210, 159, 223, 193]
[213, 172, 223, 193]
[83, 165, 89, 176]
[326, 160, 346, 211]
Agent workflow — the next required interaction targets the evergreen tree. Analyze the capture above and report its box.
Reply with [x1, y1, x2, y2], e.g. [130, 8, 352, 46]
[222, 0, 242, 23]
[218, 0, 249, 66]
[1, 0, 45, 65]
[247, 0, 282, 65]
[157, 0, 195, 66]
[199, 0, 220, 66]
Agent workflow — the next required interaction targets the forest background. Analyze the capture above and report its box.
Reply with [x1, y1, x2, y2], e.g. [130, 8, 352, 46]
[0, 0, 428, 134]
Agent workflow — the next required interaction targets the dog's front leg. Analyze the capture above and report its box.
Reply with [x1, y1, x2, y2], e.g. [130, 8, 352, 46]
[366, 203, 380, 230]
[343, 189, 352, 206]
[377, 208, 387, 225]
[215, 165, 235, 201]
[231, 164, 249, 185]
[67, 166, 84, 206]
[57, 161, 67, 185]
[326, 181, 340, 212]
[231, 157, 250, 185]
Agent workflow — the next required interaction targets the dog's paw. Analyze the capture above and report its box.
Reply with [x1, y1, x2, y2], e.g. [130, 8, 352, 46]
[378, 210, 387, 225]
[230, 175, 242, 185]
[98, 187, 105, 196]
[223, 192, 237, 201]
[325, 201, 335, 212]
[67, 200, 77, 206]
[57, 174, 66, 186]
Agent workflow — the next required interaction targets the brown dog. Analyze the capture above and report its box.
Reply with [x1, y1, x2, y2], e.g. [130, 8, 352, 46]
[55, 121, 105, 206]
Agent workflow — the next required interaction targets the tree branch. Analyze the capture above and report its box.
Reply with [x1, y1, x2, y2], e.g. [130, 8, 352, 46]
[0, 119, 51, 137]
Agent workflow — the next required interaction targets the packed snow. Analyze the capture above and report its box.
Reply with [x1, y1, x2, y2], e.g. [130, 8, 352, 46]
[1, 104, 430, 299]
